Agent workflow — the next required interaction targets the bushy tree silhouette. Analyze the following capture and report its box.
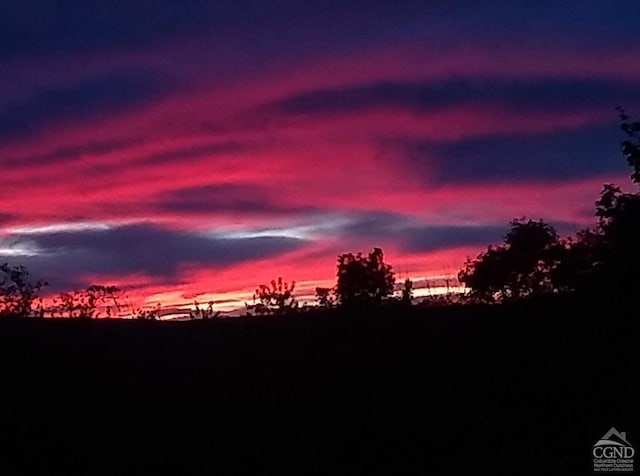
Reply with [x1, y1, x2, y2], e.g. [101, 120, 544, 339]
[459, 219, 561, 302]
[590, 189, 640, 293]
[549, 228, 601, 293]
[0, 263, 47, 317]
[335, 247, 395, 306]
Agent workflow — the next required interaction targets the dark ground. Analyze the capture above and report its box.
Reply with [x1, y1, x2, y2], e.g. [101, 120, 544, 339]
[0, 295, 637, 475]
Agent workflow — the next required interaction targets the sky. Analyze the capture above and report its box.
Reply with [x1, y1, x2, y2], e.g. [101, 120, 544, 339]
[1, 1, 640, 314]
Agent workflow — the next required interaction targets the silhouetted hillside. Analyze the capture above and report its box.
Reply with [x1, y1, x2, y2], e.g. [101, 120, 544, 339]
[0, 294, 637, 475]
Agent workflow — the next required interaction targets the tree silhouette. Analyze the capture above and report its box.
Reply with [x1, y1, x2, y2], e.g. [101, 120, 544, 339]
[459, 219, 561, 302]
[460, 109, 640, 302]
[565, 109, 640, 295]
[335, 247, 395, 306]
[618, 106, 640, 185]
[0, 263, 47, 317]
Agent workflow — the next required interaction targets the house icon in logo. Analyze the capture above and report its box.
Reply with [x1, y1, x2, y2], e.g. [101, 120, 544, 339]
[595, 427, 632, 447]
[593, 427, 635, 471]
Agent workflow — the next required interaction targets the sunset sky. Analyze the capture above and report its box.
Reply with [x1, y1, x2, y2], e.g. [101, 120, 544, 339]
[1, 1, 640, 313]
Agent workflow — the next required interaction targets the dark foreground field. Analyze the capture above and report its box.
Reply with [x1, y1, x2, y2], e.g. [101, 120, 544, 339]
[0, 296, 637, 475]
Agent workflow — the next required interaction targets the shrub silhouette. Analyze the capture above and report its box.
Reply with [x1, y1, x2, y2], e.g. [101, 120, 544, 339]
[134, 303, 162, 320]
[335, 247, 395, 306]
[252, 277, 297, 315]
[0, 263, 47, 317]
[400, 278, 413, 305]
[315, 287, 335, 308]
[51, 285, 125, 318]
[190, 301, 221, 319]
